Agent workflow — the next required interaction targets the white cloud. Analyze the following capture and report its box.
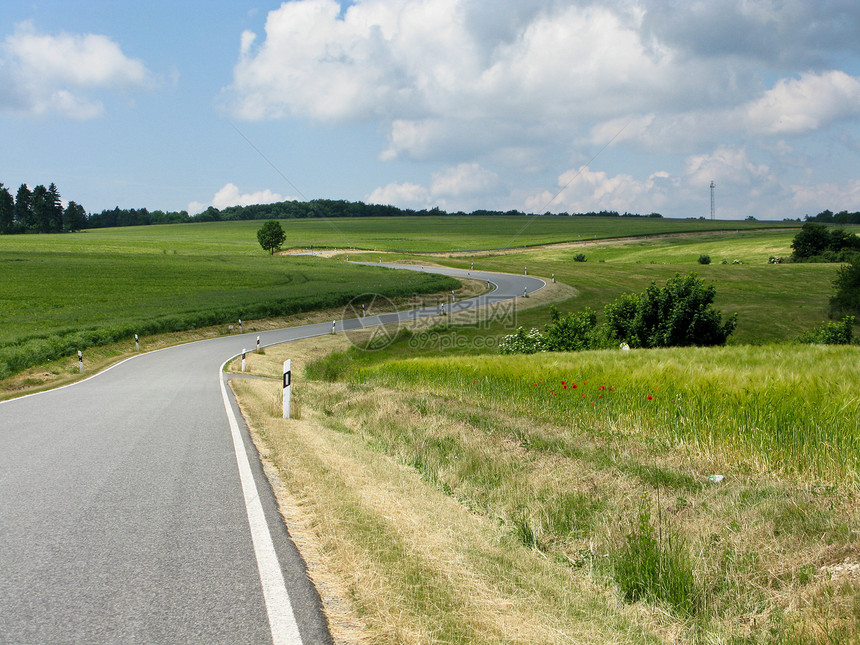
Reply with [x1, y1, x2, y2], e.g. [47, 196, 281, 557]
[189, 183, 287, 214]
[226, 0, 860, 220]
[366, 181, 429, 208]
[524, 167, 672, 215]
[367, 161, 499, 209]
[743, 70, 860, 136]
[430, 163, 498, 198]
[0, 22, 152, 119]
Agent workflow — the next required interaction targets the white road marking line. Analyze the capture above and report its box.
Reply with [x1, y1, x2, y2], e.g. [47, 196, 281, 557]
[219, 359, 303, 645]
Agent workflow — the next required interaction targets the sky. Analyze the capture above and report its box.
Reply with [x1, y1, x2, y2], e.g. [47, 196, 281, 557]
[2, 0, 860, 220]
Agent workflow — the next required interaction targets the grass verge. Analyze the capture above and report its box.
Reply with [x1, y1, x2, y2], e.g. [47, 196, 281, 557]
[230, 334, 859, 643]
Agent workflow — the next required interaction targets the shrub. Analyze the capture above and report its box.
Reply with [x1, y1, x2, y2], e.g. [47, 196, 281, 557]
[573, 253, 587, 262]
[697, 254, 710, 265]
[799, 316, 855, 345]
[791, 222, 860, 262]
[541, 306, 601, 351]
[604, 273, 737, 348]
[830, 255, 860, 318]
[498, 327, 546, 354]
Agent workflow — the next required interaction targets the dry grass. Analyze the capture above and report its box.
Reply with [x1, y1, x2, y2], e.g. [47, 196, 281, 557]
[230, 338, 656, 644]
[230, 336, 859, 644]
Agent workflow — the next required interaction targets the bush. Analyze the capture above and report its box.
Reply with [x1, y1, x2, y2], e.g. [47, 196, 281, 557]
[799, 316, 855, 345]
[791, 222, 860, 262]
[541, 306, 601, 351]
[498, 327, 546, 354]
[604, 273, 737, 348]
[697, 254, 711, 265]
[573, 253, 587, 262]
[830, 255, 860, 318]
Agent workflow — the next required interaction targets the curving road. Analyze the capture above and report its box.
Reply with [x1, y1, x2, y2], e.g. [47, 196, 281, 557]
[0, 264, 543, 644]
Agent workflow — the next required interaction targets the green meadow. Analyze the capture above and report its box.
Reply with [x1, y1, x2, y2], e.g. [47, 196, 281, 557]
[349, 228, 851, 344]
[0, 215, 795, 256]
[0, 230, 458, 378]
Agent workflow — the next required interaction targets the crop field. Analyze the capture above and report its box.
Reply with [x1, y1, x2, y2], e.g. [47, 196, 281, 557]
[0, 246, 457, 379]
[0, 216, 797, 257]
[229, 335, 860, 644]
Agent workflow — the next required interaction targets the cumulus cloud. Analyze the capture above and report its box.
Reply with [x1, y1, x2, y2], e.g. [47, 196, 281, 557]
[367, 161, 499, 209]
[189, 183, 287, 214]
[227, 0, 860, 163]
[743, 70, 860, 136]
[0, 22, 152, 118]
[228, 0, 860, 219]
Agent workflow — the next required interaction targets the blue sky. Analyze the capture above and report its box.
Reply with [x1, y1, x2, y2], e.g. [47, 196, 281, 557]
[2, 0, 860, 220]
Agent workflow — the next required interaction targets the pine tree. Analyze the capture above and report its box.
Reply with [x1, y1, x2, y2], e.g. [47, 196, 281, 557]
[15, 184, 33, 229]
[0, 183, 14, 234]
[48, 183, 63, 232]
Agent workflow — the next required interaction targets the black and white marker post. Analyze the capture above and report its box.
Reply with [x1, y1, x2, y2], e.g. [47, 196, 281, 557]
[256, 335, 260, 352]
[135, 334, 140, 352]
[282, 359, 291, 419]
[77, 350, 83, 373]
[241, 348, 246, 373]
[239, 319, 243, 333]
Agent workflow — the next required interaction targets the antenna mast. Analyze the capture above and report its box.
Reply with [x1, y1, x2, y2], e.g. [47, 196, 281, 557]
[710, 181, 715, 220]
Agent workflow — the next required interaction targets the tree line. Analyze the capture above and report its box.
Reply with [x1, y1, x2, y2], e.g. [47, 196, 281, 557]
[0, 181, 667, 235]
[0, 182, 86, 234]
[806, 209, 860, 225]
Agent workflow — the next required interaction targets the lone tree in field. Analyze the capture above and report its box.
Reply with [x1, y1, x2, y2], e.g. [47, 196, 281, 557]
[257, 220, 285, 255]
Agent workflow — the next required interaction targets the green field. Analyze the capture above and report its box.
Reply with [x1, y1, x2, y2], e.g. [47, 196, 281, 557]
[0, 216, 797, 256]
[229, 333, 859, 643]
[350, 228, 849, 344]
[0, 246, 457, 379]
[0, 218, 850, 380]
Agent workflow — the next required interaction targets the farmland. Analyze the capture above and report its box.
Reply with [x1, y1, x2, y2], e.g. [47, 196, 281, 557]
[230, 334, 859, 644]
[4, 214, 858, 642]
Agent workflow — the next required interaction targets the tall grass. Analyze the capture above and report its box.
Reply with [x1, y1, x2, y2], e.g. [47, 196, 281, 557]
[356, 344, 860, 480]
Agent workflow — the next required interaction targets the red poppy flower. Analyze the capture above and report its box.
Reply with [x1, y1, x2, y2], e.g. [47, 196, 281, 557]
[647, 395, 653, 400]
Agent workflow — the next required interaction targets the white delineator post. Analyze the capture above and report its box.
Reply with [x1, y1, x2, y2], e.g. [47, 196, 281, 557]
[77, 350, 83, 373]
[256, 335, 260, 352]
[331, 320, 336, 334]
[241, 348, 246, 372]
[135, 333, 140, 352]
[282, 360, 291, 419]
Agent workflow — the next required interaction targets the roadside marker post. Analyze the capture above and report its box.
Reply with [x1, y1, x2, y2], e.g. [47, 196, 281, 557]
[451, 290, 456, 303]
[77, 350, 83, 373]
[471, 262, 474, 270]
[242, 349, 246, 372]
[331, 320, 336, 334]
[523, 287, 528, 298]
[552, 273, 555, 283]
[282, 360, 291, 419]
[362, 303, 366, 317]
[256, 335, 261, 352]
[239, 319, 243, 333]
[135, 334, 140, 352]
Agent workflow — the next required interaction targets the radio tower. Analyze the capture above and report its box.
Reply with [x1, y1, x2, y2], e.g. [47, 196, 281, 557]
[710, 181, 716, 220]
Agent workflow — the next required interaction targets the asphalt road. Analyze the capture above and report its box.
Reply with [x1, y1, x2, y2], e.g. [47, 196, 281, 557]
[0, 264, 543, 644]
